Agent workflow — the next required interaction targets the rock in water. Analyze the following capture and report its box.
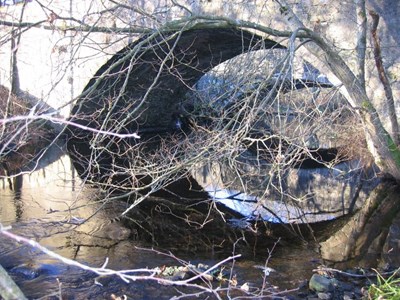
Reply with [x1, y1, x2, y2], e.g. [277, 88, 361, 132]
[309, 274, 334, 293]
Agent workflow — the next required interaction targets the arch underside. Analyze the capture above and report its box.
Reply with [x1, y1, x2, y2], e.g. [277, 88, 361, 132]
[69, 28, 281, 135]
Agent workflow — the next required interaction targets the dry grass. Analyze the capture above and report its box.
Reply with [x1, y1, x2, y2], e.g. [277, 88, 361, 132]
[336, 116, 375, 170]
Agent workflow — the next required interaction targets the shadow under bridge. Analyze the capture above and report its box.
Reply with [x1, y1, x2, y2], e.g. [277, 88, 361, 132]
[66, 27, 284, 187]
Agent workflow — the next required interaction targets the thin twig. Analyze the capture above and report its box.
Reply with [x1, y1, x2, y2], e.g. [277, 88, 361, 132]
[0, 114, 140, 139]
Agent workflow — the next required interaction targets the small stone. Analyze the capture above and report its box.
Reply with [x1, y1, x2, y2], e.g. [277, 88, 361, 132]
[343, 294, 353, 300]
[330, 278, 340, 287]
[309, 274, 334, 293]
[317, 292, 331, 299]
[340, 281, 355, 292]
[240, 282, 250, 292]
[170, 270, 190, 280]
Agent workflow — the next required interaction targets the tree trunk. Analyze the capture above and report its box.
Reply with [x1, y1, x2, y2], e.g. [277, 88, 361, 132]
[369, 10, 400, 145]
[320, 182, 400, 265]
[277, 1, 400, 181]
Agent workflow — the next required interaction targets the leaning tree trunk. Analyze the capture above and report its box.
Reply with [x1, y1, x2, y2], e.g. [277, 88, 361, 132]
[320, 182, 400, 265]
[277, 1, 400, 181]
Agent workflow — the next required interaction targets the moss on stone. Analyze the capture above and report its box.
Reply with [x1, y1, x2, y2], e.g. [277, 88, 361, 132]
[361, 100, 373, 110]
[386, 133, 400, 169]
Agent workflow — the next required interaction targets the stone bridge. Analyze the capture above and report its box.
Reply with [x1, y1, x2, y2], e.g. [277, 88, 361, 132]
[67, 27, 284, 178]
[66, 27, 378, 221]
[68, 28, 282, 139]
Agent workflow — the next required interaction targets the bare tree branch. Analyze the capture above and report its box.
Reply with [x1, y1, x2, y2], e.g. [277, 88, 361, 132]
[0, 224, 242, 300]
[0, 114, 140, 139]
[356, 0, 367, 90]
[369, 10, 399, 145]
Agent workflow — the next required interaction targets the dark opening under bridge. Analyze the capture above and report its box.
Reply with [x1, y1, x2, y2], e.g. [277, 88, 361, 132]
[67, 28, 282, 137]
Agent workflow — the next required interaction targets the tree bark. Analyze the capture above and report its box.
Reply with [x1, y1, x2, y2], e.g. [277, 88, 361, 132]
[369, 10, 399, 145]
[356, 0, 367, 90]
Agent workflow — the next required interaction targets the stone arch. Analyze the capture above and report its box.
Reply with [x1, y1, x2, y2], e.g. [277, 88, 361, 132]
[68, 28, 283, 138]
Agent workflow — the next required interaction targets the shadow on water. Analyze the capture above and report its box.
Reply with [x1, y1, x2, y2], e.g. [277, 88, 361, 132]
[0, 142, 399, 299]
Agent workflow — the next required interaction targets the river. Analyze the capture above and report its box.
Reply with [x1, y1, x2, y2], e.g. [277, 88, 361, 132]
[0, 143, 327, 299]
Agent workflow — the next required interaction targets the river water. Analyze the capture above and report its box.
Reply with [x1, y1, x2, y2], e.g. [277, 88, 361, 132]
[0, 144, 325, 299]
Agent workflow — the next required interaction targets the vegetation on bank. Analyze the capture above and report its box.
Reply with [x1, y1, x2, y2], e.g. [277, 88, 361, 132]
[368, 270, 400, 299]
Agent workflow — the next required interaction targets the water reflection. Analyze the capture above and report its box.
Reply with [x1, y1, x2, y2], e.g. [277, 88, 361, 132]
[0, 149, 81, 225]
[0, 145, 325, 298]
[191, 156, 379, 223]
[3, 140, 395, 299]
[0, 145, 138, 297]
